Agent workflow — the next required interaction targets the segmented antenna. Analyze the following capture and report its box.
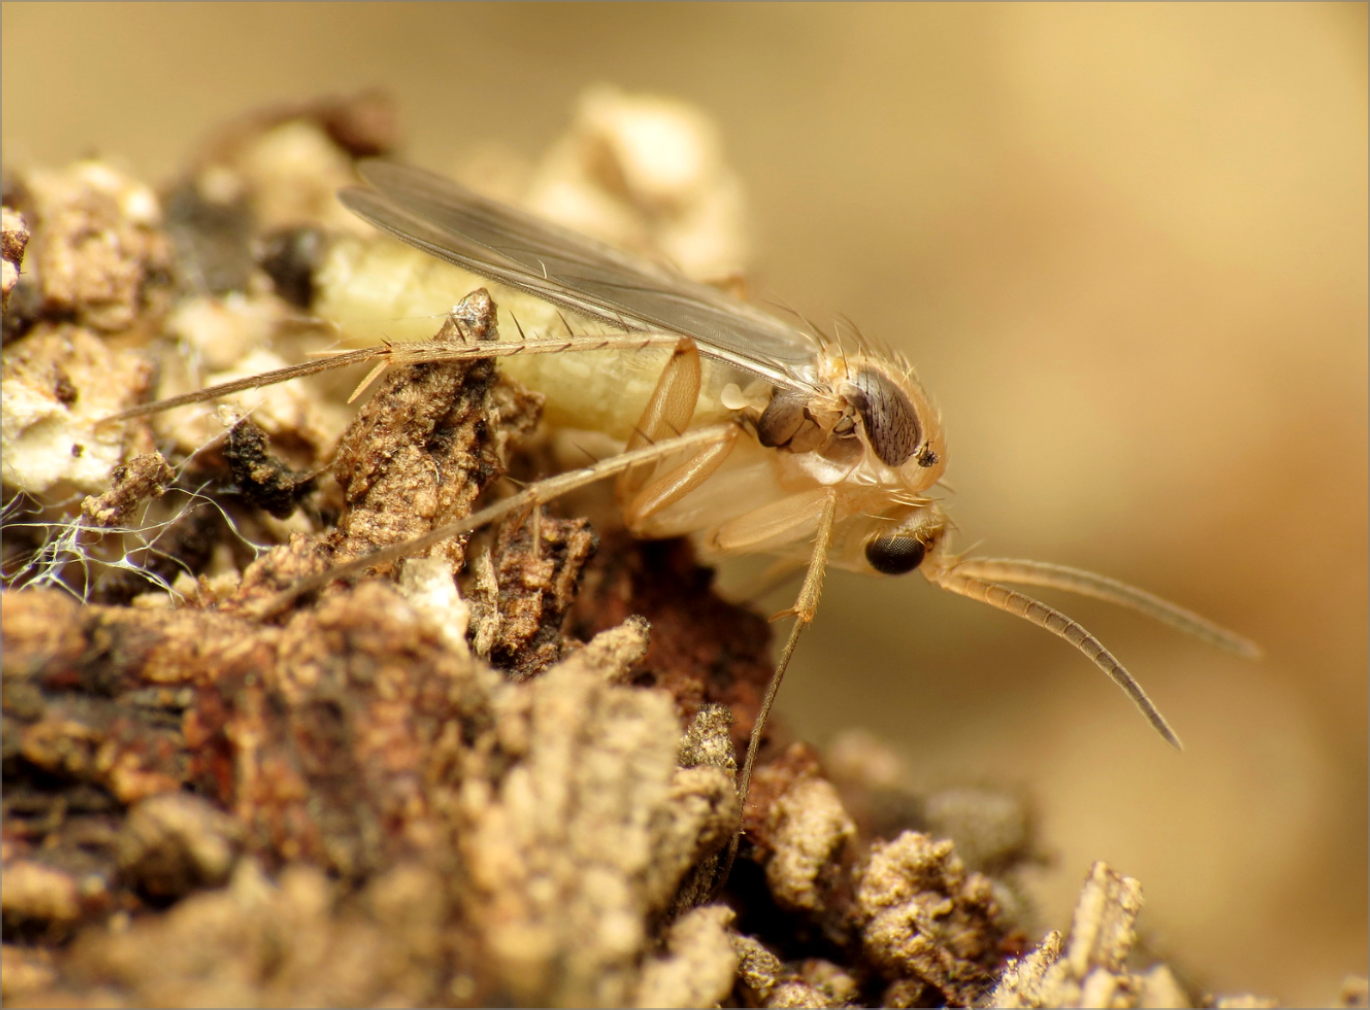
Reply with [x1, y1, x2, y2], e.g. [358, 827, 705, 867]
[930, 569, 1184, 749]
[951, 558, 1261, 658]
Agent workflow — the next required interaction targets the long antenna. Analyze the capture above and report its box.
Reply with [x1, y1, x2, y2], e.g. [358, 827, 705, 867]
[930, 568, 1184, 749]
[950, 557, 1261, 658]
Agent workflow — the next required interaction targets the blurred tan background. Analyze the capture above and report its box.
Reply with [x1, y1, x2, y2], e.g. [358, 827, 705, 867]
[4, 3, 1365, 1003]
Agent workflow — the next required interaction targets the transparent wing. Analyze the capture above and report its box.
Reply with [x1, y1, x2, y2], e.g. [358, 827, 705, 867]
[340, 160, 821, 390]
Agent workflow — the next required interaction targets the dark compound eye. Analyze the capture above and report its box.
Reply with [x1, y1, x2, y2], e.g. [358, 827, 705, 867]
[865, 535, 926, 575]
[849, 368, 922, 467]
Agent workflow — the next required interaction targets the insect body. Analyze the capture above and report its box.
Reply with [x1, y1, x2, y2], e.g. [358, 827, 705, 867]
[331, 163, 1258, 749]
[110, 161, 1258, 802]
[331, 164, 950, 575]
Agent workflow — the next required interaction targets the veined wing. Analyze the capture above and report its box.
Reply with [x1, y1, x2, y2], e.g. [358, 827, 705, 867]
[341, 160, 822, 390]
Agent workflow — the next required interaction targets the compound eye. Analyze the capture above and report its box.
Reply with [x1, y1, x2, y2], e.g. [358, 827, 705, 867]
[865, 535, 926, 575]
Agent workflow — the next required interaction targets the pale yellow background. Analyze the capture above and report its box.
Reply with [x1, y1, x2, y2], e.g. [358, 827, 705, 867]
[5, 4, 1365, 1003]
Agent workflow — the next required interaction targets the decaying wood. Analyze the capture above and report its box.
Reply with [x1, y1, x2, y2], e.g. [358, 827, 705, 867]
[0, 92, 1310, 1008]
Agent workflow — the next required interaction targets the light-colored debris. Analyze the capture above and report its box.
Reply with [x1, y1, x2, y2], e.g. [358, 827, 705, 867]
[990, 862, 1141, 1008]
[557, 613, 652, 684]
[797, 958, 860, 1007]
[459, 651, 697, 1006]
[1138, 965, 1192, 1009]
[80, 451, 173, 527]
[631, 904, 738, 1008]
[986, 862, 1222, 1009]
[180, 92, 398, 254]
[1, 859, 89, 927]
[765, 775, 857, 913]
[40, 860, 455, 1008]
[665, 703, 740, 909]
[826, 728, 907, 791]
[149, 292, 350, 460]
[881, 976, 932, 1008]
[734, 931, 787, 1004]
[164, 292, 286, 372]
[991, 928, 1064, 1007]
[853, 831, 1007, 1007]
[650, 763, 740, 913]
[678, 701, 738, 773]
[397, 555, 471, 657]
[1064, 861, 1142, 979]
[233, 119, 368, 233]
[526, 85, 750, 284]
[1, 944, 57, 1000]
[767, 980, 840, 1008]
[2, 324, 152, 494]
[732, 934, 853, 1009]
[21, 161, 170, 333]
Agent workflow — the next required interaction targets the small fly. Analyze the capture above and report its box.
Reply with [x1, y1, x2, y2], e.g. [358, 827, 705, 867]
[109, 160, 1260, 815]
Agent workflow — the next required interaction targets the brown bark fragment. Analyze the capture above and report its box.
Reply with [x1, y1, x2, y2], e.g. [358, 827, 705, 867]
[328, 291, 530, 576]
[3, 206, 30, 312]
[80, 452, 174, 528]
[468, 512, 597, 678]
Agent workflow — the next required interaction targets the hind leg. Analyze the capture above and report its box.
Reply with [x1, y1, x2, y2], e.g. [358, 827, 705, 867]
[616, 339, 739, 530]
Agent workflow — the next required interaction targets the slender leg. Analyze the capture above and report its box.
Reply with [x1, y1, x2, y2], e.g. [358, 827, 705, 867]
[623, 427, 739, 524]
[248, 424, 738, 618]
[740, 488, 837, 799]
[713, 488, 838, 894]
[616, 339, 703, 501]
[614, 338, 740, 529]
